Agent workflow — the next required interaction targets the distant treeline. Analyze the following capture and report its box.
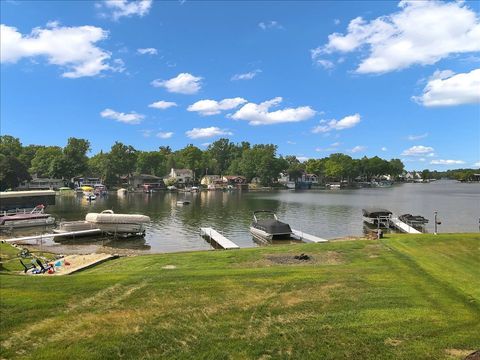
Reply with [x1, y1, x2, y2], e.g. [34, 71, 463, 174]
[0, 135, 474, 190]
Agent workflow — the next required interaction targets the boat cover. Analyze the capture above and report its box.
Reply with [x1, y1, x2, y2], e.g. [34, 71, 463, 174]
[85, 211, 150, 224]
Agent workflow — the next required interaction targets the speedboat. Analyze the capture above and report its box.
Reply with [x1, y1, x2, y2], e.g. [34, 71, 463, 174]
[249, 210, 292, 240]
[0, 205, 55, 229]
[84, 192, 96, 201]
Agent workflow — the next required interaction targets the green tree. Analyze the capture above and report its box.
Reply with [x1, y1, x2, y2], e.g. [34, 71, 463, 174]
[108, 142, 137, 182]
[136, 151, 166, 176]
[389, 159, 405, 179]
[0, 135, 22, 157]
[0, 154, 31, 190]
[63, 137, 90, 178]
[30, 146, 64, 178]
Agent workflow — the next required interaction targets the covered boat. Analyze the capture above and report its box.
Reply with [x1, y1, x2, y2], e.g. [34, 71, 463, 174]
[85, 210, 150, 235]
[249, 210, 292, 240]
[362, 208, 392, 227]
[399, 214, 429, 231]
[0, 205, 55, 229]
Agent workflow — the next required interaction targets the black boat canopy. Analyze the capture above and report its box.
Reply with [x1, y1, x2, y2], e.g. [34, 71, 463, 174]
[362, 208, 392, 218]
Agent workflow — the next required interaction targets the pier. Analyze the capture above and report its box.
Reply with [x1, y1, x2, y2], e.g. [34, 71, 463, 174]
[389, 217, 421, 234]
[2, 229, 103, 243]
[200, 227, 240, 249]
[291, 229, 329, 243]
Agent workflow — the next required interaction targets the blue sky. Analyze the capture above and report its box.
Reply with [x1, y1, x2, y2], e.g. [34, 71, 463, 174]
[1, 0, 479, 170]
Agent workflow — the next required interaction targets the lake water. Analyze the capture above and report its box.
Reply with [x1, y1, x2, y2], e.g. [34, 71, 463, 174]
[13, 180, 480, 254]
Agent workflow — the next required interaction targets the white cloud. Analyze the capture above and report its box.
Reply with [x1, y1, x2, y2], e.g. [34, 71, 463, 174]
[331, 142, 341, 147]
[413, 69, 480, 107]
[297, 156, 309, 162]
[474, 161, 480, 167]
[201, 142, 211, 147]
[151, 73, 202, 94]
[185, 127, 233, 139]
[334, 19, 341, 25]
[350, 145, 366, 153]
[381, 147, 388, 151]
[101, 0, 152, 20]
[187, 97, 247, 116]
[148, 100, 177, 109]
[287, 141, 296, 145]
[312, 1, 480, 73]
[0, 23, 117, 78]
[100, 108, 144, 124]
[156, 131, 173, 139]
[401, 145, 434, 156]
[430, 159, 466, 165]
[258, 21, 283, 30]
[231, 97, 316, 126]
[315, 147, 336, 152]
[137, 47, 157, 55]
[312, 113, 361, 133]
[315, 59, 335, 70]
[231, 69, 262, 81]
[140, 129, 152, 137]
[407, 133, 428, 141]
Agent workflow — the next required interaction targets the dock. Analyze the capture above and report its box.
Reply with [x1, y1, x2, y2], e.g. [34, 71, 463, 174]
[389, 217, 421, 234]
[200, 227, 240, 249]
[2, 229, 103, 243]
[291, 229, 328, 243]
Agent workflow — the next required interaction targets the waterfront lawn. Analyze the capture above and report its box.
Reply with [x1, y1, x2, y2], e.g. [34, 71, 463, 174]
[1, 234, 479, 359]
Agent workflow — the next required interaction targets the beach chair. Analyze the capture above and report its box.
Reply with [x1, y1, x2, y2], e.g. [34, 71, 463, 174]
[19, 259, 37, 273]
[35, 259, 54, 273]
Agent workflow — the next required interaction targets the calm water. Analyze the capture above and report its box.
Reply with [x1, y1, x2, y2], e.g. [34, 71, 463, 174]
[20, 180, 480, 254]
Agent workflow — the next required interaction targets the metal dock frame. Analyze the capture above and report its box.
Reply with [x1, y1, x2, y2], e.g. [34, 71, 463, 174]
[200, 227, 240, 250]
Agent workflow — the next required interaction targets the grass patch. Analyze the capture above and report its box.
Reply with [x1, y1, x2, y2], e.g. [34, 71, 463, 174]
[1, 234, 479, 359]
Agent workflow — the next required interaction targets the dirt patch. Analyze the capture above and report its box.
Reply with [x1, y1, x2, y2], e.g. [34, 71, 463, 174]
[263, 251, 343, 266]
[444, 349, 479, 359]
[162, 265, 176, 269]
[384, 338, 403, 347]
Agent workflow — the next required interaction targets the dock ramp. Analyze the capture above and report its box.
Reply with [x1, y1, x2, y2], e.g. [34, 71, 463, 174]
[3, 229, 102, 243]
[291, 229, 328, 243]
[389, 218, 421, 234]
[200, 227, 240, 249]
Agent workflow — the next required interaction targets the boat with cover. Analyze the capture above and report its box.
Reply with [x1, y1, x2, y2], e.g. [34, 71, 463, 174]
[399, 214, 428, 231]
[54, 210, 150, 237]
[362, 208, 392, 227]
[249, 210, 293, 240]
[0, 205, 55, 229]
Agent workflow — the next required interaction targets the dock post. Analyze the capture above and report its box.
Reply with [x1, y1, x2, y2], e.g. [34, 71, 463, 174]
[434, 211, 438, 235]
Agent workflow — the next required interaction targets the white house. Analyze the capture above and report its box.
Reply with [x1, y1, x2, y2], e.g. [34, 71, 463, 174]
[169, 168, 194, 184]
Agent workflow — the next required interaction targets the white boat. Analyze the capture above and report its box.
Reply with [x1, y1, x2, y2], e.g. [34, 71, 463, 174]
[167, 186, 177, 191]
[84, 192, 96, 200]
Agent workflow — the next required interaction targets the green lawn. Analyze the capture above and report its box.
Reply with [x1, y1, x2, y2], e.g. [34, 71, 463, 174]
[1, 234, 479, 359]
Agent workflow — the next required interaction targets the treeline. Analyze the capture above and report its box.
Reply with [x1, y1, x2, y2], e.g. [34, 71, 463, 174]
[1, 135, 409, 190]
[420, 169, 479, 182]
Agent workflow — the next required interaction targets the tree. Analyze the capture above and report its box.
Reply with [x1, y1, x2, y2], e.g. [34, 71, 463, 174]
[284, 155, 304, 181]
[63, 137, 90, 178]
[108, 142, 137, 182]
[0, 154, 31, 190]
[30, 146, 64, 178]
[207, 138, 235, 175]
[0, 135, 22, 157]
[136, 151, 166, 176]
[389, 159, 404, 179]
[179, 144, 203, 180]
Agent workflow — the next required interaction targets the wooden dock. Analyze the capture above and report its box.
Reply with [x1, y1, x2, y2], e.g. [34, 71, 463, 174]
[291, 229, 328, 243]
[200, 227, 240, 249]
[2, 229, 103, 243]
[389, 218, 421, 234]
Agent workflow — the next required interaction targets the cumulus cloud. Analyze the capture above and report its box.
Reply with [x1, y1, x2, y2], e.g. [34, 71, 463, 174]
[350, 145, 366, 153]
[187, 98, 247, 116]
[312, 113, 361, 133]
[258, 21, 283, 30]
[100, 0, 152, 20]
[474, 161, 480, 167]
[381, 147, 388, 151]
[413, 69, 480, 107]
[185, 127, 233, 139]
[297, 156, 309, 162]
[100, 108, 144, 124]
[407, 133, 428, 141]
[148, 100, 177, 109]
[430, 159, 465, 165]
[156, 131, 173, 139]
[311, 1, 480, 73]
[231, 97, 316, 126]
[0, 23, 119, 78]
[231, 69, 262, 81]
[401, 145, 434, 156]
[137, 47, 157, 55]
[151, 73, 202, 94]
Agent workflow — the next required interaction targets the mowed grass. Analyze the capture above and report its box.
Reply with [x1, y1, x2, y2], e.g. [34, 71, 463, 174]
[0, 234, 479, 359]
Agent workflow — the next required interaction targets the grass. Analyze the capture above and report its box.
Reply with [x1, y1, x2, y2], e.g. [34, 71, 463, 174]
[0, 234, 479, 359]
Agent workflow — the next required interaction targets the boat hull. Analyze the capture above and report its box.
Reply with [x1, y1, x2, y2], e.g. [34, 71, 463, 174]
[0, 216, 55, 229]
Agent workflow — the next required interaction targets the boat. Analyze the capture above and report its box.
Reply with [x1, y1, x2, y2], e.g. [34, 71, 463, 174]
[249, 210, 293, 240]
[0, 205, 55, 229]
[84, 192, 96, 201]
[167, 185, 177, 191]
[53, 221, 102, 237]
[399, 214, 429, 231]
[176, 200, 191, 206]
[85, 210, 150, 235]
[362, 208, 392, 227]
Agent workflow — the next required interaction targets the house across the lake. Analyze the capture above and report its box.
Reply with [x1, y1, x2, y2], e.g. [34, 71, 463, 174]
[18, 177, 65, 191]
[167, 168, 194, 185]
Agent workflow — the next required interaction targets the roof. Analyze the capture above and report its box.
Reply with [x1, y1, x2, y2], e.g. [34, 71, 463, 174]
[173, 169, 193, 175]
[30, 178, 64, 182]
[223, 175, 246, 179]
